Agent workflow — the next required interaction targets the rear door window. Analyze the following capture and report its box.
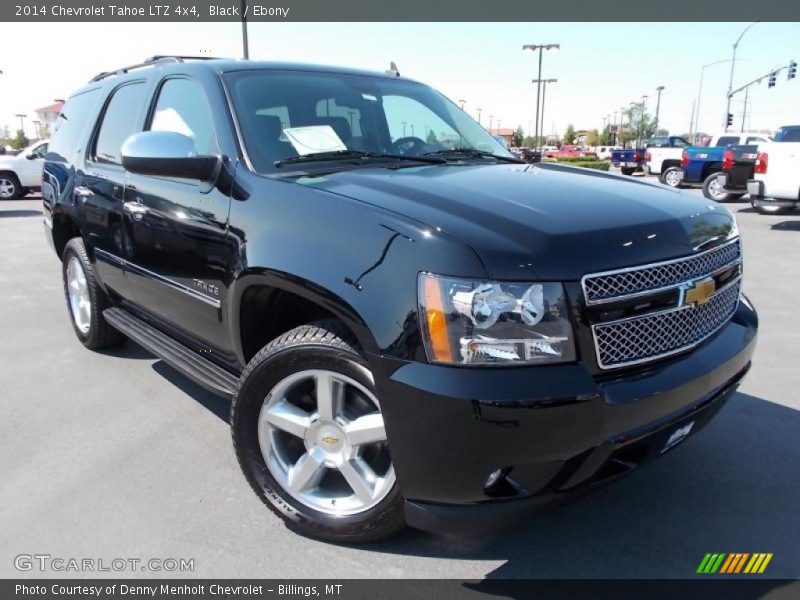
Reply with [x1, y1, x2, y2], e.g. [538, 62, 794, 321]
[93, 82, 147, 165]
[716, 136, 740, 147]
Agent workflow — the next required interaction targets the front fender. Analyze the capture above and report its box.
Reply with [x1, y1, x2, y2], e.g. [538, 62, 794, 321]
[226, 172, 487, 367]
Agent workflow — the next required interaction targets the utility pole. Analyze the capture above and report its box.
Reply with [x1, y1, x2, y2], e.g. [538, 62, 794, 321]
[523, 43, 560, 153]
[14, 114, 26, 136]
[725, 21, 759, 131]
[741, 86, 749, 133]
[241, 0, 249, 58]
[654, 86, 664, 132]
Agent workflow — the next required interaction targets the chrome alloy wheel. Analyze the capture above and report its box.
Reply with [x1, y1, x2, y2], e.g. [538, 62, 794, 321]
[0, 178, 16, 199]
[258, 369, 395, 516]
[66, 256, 91, 334]
[707, 177, 726, 200]
[664, 169, 682, 187]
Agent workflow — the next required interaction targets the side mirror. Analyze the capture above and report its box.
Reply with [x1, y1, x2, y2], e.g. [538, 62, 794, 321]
[26, 154, 36, 160]
[121, 131, 218, 181]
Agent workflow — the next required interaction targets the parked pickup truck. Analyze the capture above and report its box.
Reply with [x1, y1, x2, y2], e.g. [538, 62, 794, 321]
[712, 145, 759, 202]
[748, 125, 800, 214]
[611, 147, 645, 175]
[668, 133, 771, 200]
[643, 136, 690, 182]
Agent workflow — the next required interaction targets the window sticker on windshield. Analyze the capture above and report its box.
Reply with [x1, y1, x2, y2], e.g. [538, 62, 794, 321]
[283, 125, 347, 155]
[362, 93, 378, 102]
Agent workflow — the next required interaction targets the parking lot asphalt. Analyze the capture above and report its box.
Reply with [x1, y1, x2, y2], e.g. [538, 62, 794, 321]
[1, 176, 799, 580]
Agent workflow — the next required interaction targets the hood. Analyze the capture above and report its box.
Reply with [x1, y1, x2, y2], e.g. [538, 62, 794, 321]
[291, 162, 737, 281]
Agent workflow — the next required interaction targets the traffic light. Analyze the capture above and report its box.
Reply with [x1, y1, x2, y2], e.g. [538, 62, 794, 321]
[727, 113, 734, 127]
[768, 71, 777, 88]
[789, 60, 797, 80]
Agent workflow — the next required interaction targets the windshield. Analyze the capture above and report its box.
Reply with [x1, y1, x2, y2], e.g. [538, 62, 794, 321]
[224, 69, 512, 172]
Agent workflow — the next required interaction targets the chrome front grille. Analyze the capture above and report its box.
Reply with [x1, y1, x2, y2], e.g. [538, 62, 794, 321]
[583, 237, 743, 370]
[593, 280, 741, 369]
[582, 238, 742, 304]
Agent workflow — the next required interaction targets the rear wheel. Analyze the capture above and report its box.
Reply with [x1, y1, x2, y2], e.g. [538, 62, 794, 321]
[61, 238, 127, 350]
[703, 172, 731, 202]
[752, 199, 789, 215]
[0, 173, 23, 199]
[620, 167, 635, 176]
[661, 166, 683, 188]
[231, 321, 404, 543]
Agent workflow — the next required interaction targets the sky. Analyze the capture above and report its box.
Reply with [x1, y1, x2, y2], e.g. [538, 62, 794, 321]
[1, 21, 798, 140]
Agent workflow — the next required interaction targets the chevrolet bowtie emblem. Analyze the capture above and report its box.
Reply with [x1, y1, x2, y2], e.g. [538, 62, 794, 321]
[321, 436, 339, 445]
[684, 277, 716, 306]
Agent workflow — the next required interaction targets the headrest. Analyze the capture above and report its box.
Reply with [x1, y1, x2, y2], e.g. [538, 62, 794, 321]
[253, 114, 283, 140]
[313, 117, 352, 143]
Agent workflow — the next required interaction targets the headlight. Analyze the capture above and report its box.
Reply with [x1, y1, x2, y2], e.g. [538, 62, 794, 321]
[418, 273, 576, 366]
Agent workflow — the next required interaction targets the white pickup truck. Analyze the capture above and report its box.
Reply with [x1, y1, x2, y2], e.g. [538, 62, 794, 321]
[0, 140, 49, 199]
[748, 125, 800, 215]
[644, 136, 690, 183]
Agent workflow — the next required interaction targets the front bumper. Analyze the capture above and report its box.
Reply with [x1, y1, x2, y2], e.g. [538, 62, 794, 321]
[747, 179, 799, 209]
[374, 300, 757, 534]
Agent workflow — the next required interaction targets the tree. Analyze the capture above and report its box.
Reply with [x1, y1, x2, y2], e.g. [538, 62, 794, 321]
[598, 126, 613, 146]
[426, 130, 438, 144]
[513, 126, 525, 147]
[11, 130, 29, 150]
[563, 124, 576, 145]
[620, 105, 657, 147]
[656, 128, 669, 137]
[584, 129, 600, 147]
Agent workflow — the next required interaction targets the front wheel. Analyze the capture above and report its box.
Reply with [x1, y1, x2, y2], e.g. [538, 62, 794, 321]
[0, 173, 23, 199]
[231, 321, 404, 543]
[661, 166, 683, 188]
[703, 172, 732, 202]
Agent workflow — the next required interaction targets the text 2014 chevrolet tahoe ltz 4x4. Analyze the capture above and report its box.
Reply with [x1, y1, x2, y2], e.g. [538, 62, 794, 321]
[43, 56, 758, 543]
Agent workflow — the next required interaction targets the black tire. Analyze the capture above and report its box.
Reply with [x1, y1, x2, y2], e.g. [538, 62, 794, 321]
[752, 199, 790, 215]
[660, 166, 683, 188]
[620, 167, 635, 176]
[231, 320, 405, 543]
[702, 172, 732, 202]
[0, 173, 24, 199]
[61, 237, 127, 350]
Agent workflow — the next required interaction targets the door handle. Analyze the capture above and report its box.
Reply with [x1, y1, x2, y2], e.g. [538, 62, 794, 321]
[123, 201, 150, 220]
[74, 185, 94, 199]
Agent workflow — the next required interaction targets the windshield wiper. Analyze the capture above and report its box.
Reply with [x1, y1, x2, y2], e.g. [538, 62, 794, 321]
[274, 150, 446, 167]
[422, 148, 524, 163]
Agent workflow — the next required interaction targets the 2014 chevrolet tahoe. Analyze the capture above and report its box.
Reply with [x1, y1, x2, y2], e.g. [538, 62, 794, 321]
[42, 56, 758, 542]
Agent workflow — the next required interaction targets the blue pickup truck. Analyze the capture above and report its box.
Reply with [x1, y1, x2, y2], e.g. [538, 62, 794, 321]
[672, 132, 771, 200]
[611, 147, 646, 175]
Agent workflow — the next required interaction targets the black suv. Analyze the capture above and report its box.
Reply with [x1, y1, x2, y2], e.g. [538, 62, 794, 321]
[43, 56, 757, 543]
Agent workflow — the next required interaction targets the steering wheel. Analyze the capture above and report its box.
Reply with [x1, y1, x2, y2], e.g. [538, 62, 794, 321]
[390, 136, 426, 155]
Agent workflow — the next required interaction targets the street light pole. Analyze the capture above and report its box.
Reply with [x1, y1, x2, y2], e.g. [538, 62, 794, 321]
[458, 99, 466, 111]
[693, 59, 731, 142]
[724, 21, 759, 131]
[488, 115, 493, 134]
[533, 78, 557, 150]
[639, 96, 647, 146]
[523, 43, 559, 152]
[477, 108, 482, 126]
[654, 86, 664, 132]
[15, 113, 26, 136]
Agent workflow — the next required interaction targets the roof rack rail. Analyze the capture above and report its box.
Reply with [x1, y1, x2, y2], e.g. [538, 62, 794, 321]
[88, 55, 224, 83]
